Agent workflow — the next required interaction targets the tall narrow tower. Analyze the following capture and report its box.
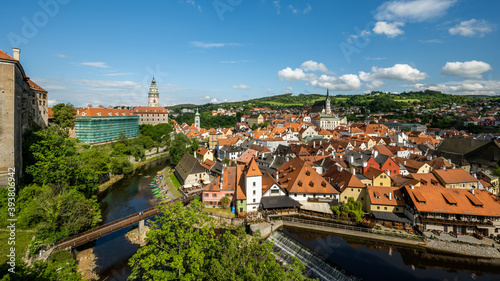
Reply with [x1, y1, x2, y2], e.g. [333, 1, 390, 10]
[148, 77, 159, 107]
[195, 108, 200, 131]
[325, 89, 331, 115]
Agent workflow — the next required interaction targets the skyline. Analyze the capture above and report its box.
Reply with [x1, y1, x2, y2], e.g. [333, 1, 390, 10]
[1, 0, 499, 107]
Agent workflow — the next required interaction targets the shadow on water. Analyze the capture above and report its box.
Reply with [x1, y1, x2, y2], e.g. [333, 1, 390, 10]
[284, 227, 500, 281]
[89, 158, 169, 280]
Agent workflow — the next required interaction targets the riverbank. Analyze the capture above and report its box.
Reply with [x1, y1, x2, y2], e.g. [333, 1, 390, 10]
[76, 247, 98, 281]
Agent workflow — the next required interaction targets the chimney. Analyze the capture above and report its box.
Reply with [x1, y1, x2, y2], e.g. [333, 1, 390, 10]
[373, 150, 379, 158]
[351, 167, 356, 175]
[471, 188, 475, 195]
[387, 171, 391, 176]
[388, 192, 392, 201]
[276, 171, 279, 182]
[427, 155, 432, 161]
[220, 166, 225, 191]
[403, 160, 407, 166]
[410, 184, 414, 190]
[349, 155, 354, 164]
[313, 142, 316, 149]
[362, 161, 367, 168]
[12, 48, 20, 60]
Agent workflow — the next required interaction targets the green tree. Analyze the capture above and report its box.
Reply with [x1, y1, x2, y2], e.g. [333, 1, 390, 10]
[169, 133, 197, 165]
[331, 197, 364, 222]
[129, 200, 312, 281]
[220, 196, 231, 208]
[52, 103, 77, 129]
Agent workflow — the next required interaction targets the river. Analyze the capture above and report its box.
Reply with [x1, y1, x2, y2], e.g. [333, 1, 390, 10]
[89, 159, 500, 281]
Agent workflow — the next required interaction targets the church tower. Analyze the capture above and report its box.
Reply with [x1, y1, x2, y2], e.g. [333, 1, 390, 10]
[325, 89, 331, 115]
[194, 108, 200, 131]
[148, 77, 159, 107]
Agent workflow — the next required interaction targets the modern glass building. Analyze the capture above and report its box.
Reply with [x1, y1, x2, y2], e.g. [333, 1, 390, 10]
[75, 108, 139, 143]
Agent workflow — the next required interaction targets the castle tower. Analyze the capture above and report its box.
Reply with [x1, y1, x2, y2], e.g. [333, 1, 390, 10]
[195, 108, 200, 131]
[325, 89, 331, 115]
[148, 77, 159, 107]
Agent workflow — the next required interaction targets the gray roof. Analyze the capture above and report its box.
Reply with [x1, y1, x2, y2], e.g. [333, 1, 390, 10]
[437, 137, 490, 155]
[371, 211, 411, 224]
[261, 196, 302, 209]
[174, 152, 206, 181]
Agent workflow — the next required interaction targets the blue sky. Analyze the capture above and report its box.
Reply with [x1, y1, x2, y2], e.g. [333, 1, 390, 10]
[1, 0, 499, 107]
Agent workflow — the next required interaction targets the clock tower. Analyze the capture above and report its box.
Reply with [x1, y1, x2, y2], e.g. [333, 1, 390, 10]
[148, 77, 159, 107]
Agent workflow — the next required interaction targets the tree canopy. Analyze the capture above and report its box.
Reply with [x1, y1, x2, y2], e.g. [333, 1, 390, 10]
[129, 200, 312, 281]
[52, 103, 77, 129]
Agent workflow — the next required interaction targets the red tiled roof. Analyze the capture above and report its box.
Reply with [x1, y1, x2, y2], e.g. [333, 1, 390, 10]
[76, 108, 136, 117]
[27, 79, 47, 92]
[245, 158, 262, 177]
[367, 186, 405, 206]
[0, 49, 16, 61]
[433, 169, 477, 184]
[132, 106, 168, 113]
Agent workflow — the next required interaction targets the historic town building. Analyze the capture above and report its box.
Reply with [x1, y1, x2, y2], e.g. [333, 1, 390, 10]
[74, 108, 139, 143]
[132, 77, 168, 125]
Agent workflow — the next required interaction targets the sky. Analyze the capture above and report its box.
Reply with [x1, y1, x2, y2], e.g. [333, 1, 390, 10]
[1, 0, 499, 107]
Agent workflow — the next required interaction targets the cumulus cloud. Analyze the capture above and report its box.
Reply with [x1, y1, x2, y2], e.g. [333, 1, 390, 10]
[278, 67, 317, 82]
[375, 0, 456, 22]
[373, 21, 405, 38]
[282, 86, 294, 93]
[441, 60, 492, 79]
[449, 19, 495, 37]
[81, 62, 109, 68]
[288, 4, 298, 14]
[232, 84, 251, 89]
[48, 99, 57, 106]
[303, 3, 312, 14]
[409, 79, 500, 96]
[359, 64, 428, 82]
[310, 74, 362, 91]
[300, 60, 332, 73]
[190, 41, 242, 48]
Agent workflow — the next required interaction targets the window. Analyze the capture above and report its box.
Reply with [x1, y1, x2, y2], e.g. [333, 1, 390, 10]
[253, 182, 256, 187]
[204, 193, 208, 197]
[253, 190, 256, 195]
[384, 207, 387, 210]
[212, 193, 217, 197]
[395, 208, 399, 212]
[240, 208, 243, 212]
[253, 199, 256, 203]
[303, 194, 306, 197]
[351, 188, 353, 191]
[377, 206, 380, 210]
[344, 196, 347, 199]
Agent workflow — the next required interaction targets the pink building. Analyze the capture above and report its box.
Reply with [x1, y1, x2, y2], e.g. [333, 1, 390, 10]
[202, 165, 237, 205]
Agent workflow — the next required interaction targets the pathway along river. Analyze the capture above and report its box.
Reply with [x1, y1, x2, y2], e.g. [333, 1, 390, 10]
[87, 158, 500, 281]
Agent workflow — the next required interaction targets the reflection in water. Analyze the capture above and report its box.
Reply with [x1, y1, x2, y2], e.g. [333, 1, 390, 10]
[284, 227, 500, 281]
[92, 159, 168, 280]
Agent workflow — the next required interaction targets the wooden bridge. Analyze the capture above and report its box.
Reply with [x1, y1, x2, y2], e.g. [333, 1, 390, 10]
[53, 192, 201, 250]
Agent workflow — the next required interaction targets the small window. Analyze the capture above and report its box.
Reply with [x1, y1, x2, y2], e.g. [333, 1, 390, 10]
[384, 207, 387, 210]
[204, 193, 208, 197]
[253, 190, 256, 195]
[253, 182, 256, 187]
[377, 206, 380, 210]
[212, 193, 217, 197]
[253, 199, 256, 203]
[303, 194, 306, 197]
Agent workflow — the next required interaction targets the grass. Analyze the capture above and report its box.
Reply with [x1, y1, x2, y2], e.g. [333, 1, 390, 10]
[204, 207, 236, 218]
[165, 171, 182, 199]
[0, 230, 34, 264]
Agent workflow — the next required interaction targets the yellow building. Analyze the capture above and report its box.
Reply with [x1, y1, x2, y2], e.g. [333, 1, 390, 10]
[366, 186, 405, 213]
[195, 147, 214, 163]
[248, 114, 264, 128]
[363, 167, 392, 187]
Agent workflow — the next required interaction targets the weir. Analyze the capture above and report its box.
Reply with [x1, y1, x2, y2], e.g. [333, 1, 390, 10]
[269, 231, 360, 281]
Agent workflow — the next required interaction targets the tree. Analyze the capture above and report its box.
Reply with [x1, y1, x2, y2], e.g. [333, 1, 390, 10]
[331, 197, 364, 222]
[52, 103, 77, 129]
[169, 133, 197, 165]
[129, 200, 312, 281]
[220, 196, 231, 208]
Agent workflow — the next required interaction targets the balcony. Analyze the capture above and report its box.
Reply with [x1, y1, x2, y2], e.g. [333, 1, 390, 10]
[421, 217, 493, 226]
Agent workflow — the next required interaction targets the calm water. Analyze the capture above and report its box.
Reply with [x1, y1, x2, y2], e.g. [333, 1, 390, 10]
[284, 227, 500, 281]
[88, 158, 500, 281]
[90, 158, 168, 281]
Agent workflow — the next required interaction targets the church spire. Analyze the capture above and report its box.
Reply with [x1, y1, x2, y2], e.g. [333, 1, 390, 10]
[148, 77, 159, 107]
[325, 88, 331, 115]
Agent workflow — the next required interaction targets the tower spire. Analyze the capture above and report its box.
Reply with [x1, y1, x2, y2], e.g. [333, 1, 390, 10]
[148, 77, 159, 107]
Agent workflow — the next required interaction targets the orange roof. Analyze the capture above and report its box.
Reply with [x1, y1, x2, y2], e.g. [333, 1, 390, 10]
[374, 145, 394, 157]
[367, 186, 405, 206]
[196, 147, 209, 156]
[132, 106, 168, 113]
[0, 49, 16, 61]
[409, 173, 443, 188]
[48, 107, 54, 119]
[27, 79, 47, 92]
[363, 167, 385, 180]
[277, 158, 339, 195]
[237, 149, 258, 165]
[433, 169, 477, 184]
[325, 169, 365, 192]
[200, 159, 216, 170]
[76, 108, 136, 117]
[404, 186, 500, 217]
[262, 172, 283, 194]
[245, 158, 262, 177]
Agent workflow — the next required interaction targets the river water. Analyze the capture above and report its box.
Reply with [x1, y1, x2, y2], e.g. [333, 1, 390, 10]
[91, 159, 500, 281]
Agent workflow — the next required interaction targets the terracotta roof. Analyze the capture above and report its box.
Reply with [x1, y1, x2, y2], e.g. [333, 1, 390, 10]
[367, 186, 405, 207]
[433, 169, 477, 184]
[132, 106, 168, 113]
[325, 169, 365, 192]
[0, 49, 16, 61]
[48, 107, 54, 119]
[237, 149, 258, 165]
[262, 172, 283, 194]
[200, 159, 216, 170]
[404, 186, 500, 217]
[27, 79, 47, 92]
[374, 145, 394, 157]
[277, 158, 339, 195]
[76, 108, 136, 117]
[362, 167, 384, 180]
[409, 173, 443, 188]
[196, 147, 209, 157]
[245, 158, 262, 177]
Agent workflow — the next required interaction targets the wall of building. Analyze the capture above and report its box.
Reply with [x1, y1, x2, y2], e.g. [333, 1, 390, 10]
[369, 204, 404, 213]
[289, 193, 339, 201]
[340, 188, 365, 204]
[75, 116, 139, 143]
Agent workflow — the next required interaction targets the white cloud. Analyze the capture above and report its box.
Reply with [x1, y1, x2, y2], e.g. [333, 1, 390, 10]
[278, 67, 317, 82]
[418, 39, 444, 44]
[359, 64, 427, 82]
[273, 0, 280, 14]
[220, 60, 250, 64]
[375, 0, 456, 22]
[303, 3, 312, 14]
[373, 21, 405, 38]
[449, 19, 495, 37]
[310, 74, 362, 91]
[81, 62, 109, 68]
[54, 54, 70, 58]
[104, 72, 135, 76]
[300, 60, 331, 73]
[282, 86, 293, 93]
[48, 99, 57, 106]
[189, 41, 242, 48]
[211, 98, 218, 103]
[364, 57, 387, 61]
[366, 80, 385, 89]
[232, 84, 251, 89]
[185, 0, 202, 12]
[288, 4, 298, 14]
[409, 79, 500, 95]
[201, 96, 211, 100]
[441, 60, 492, 79]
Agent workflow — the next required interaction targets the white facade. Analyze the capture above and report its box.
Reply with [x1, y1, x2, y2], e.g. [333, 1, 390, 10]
[288, 192, 339, 201]
[263, 184, 286, 197]
[245, 175, 262, 212]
